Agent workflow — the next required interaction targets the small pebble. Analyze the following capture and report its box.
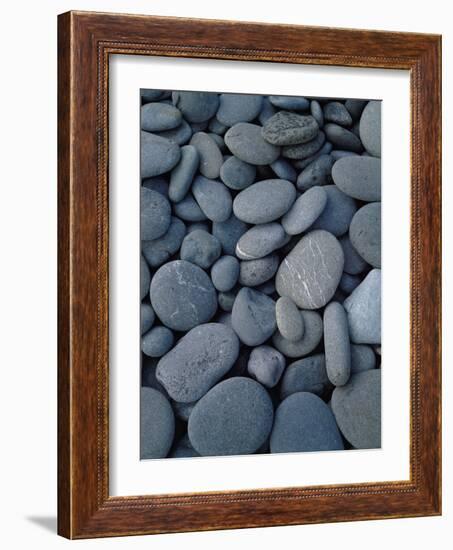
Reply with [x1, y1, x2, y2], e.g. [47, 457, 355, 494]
[268, 95, 309, 110]
[272, 310, 323, 358]
[332, 156, 381, 201]
[168, 145, 199, 203]
[192, 175, 232, 222]
[141, 131, 181, 178]
[217, 93, 263, 126]
[276, 296, 304, 342]
[155, 118, 192, 145]
[324, 123, 362, 153]
[224, 122, 280, 165]
[190, 132, 223, 179]
[280, 354, 331, 399]
[296, 154, 334, 191]
[211, 255, 240, 292]
[231, 287, 276, 346]
[220, 156, 256, 190]
[236, 223, 286, 260]
[141, 303, 155, 334]
[349, 202, 381, 267]
[142, 326, 174, 357]
[212, 214, 248, 255]
[173, 193, 207, 222]
[351, 345, 376, 373]
[172, 91, 219, 123]
[323, 101, 352, 127]
[282, 186, 327, 235]
[339, 234, 368, 275]
[180, 229, 221, 269]
[141, 387, 175, 459]
[359, 101, 381, 157]
[141, 102, 182, 132]
[247, 346, 286, 388]
[323, 302, 351, 386]
[310, 100, 324, 127]
[270, 158, 297, 183]
[142, 217, 186, 267]
[239, 254, 279, 287]
[311, 185, 357, 236]
[140, 187, 171, 240]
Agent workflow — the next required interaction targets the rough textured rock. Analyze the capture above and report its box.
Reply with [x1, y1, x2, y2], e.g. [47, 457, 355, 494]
[247, 346, 286, 388]
[276, 296, 304, 342]
[272, 310, 323, 358]
[141, 217, 186, 267]
[323, 302, 351, 386]
[280, 355, 331, 399]
[332, 156, 381, 201]
[224, 123, 280, 165]
[231, 288, 276, 346]
[141, 131, 181, 177]
[349, 202, 381, 268]
[282, 186, 327, 235]
[262, 111, 319, 146]
[140, 387, 175, 459]
[180, 229, 221, 269]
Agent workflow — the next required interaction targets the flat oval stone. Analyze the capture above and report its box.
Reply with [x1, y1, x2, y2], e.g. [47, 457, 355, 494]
[349, 202, 381, 267]
[332, 156, 381, 201]
[324, 123, 363, 153]
[311, 185, 357, 236]
[351, 344, 376, 373]
[141, 255, 151, 299]
[212, 214, 248, 255]
[339, 234, 368, 274]
[359, 101, 381, 157]
[235, 223, 286, 260]
[168, 145, 199, 202]
[189, 132, 223, 179]
[211, 255, 240, 292]
[217, 93, 263, 126]
[231, 287, 276, 346]
[282, 186, 327, 235]
[270, 158, 297, 183]
[331, 369, 381, 449]
[276, 230, 344, 309]
[173, 193, 207, 222]
[262, 112, 319, 146]
[276, 296, 304, 342]
[140, 387, 175, 459]
[142, 176, 169, 197]
[343, 269, 381, 344]
[282, 131, 325, 159]
[141, 303, 155, 334]
[188, 377, 274, 456]
[220, 156, 256, 190]
[156, 323, 239, 403]
[272, 310, 323, 358]
[150, 260, 217, 331]
[141, 102, 182, 132]
[296, 154, 334, 191]
[310, 100, 324, 127]
[270, 392, 344, 453]
[142, 326, 174, 358]
[141, 131, 181, 177]
[268, 95, 309, 110]
[323, 101, 352, 127]
[192, 176, 232, 222]
[233, 179, 296, 224]
[180, 229, 221, 269]
[172, 91, 219, 123]
[140, 187, 171, 240]
[224, 123, 280, 165]
[142, 217, 186, 268]
[155, 118, 192, 145]
[324, 302, 351, 386]
[247, 346, 286, 388]
[280, 354, 331, 399]
[239, 254, 279, 287]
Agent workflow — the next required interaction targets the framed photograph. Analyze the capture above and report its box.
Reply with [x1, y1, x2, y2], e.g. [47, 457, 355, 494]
[58, 11, 441, 539]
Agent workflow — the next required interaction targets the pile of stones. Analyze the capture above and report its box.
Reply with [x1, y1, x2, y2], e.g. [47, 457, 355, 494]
[140, 89, 381, 459]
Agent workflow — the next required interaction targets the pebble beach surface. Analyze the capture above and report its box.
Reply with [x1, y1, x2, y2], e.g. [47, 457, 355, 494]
[139, 90, 381, 459]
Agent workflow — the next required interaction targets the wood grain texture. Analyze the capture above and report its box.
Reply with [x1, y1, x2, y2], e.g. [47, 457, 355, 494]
[57, 10, 442, 539]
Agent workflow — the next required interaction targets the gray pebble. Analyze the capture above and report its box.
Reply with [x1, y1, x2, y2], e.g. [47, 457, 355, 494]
[150, 260, 217, 331]
[359, 101, 381, 157]
[276, 296, 304, 342]
[332, 156, 381, 201]
[142, 217, 186, 267]
[220, 156, 256, 190]
[256, 279, 276, 295]
[270, 158, 297, 183]
[141, 131, 181, 177]
[209, 133, 225, 151]
[310, 100, 324, 127]
[217, 93, 263, 126]
[188, 377, 274, 456]
[142, 326, 174, 357]
[324, 302, 351, 386]
[140, 187, 171, 240]
[272, 310, 323, 358]
[248, 345, 286, 388]
[173, 193, 207, 222]
[330, 150, 360, 161]
[339, 272, 362, 294]
[140, 255, 151, 299]
[218, 289, 238, 312]
[311, 185, 357, 236]
[142, 176, 169, 197]
[192, 175, 232, 222]
[155, 118, 192, 145]
[339, 234, 368, 275]
[168, 145, 199, 202]
[140, 387, 175, 459]
[351, 344, 376, 373]
[345, 99, 367, 121]
[180, 229, 221, 269]
[190, 132, 223, 179]
[156, 323, 239, 402]
[209, 117, 228, 135]
[324, 124, 362, 153]
[268, 95, 309, 110]
[262, 112, 319, 146]
[296, 154, 334, 191]
[349, 202, 381, 267]
[141, 102, 182, 132]
[172, 91, 219, 123]
[270, 392, 344, 453]
[211, 255, 240, 292]
[236, 222, 286, 260]
[293, 141, 333, 170]
[280, 354, 331, 399]
[239, 254, 279, 287]
[141, 89, 164, 103]
[231, 287, 276, 346]
[141, 303, 155, 334]
[282, 131, 325, 160]
[323, 101, 352, 127]
[281, 186, 327, 235]
[224, 122, 280, 165]
[258, 97, 277, 124]
[212, 214, 248, 255]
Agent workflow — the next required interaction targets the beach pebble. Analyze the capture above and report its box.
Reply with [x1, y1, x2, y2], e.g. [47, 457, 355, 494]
[168, 145, 199, 202]
[339, 272, 362, 294]
[142, 217, 186, 267]
[296, 154, 334, 191]
[262, 112, 319, 146]
[276, 296, 304, 342]
[141, 303, 155, 334]
[141, 102, 182, 132]
[224, 122, 280, 165]
[142, 326, 174, 357]
[212, 214, 248, 255]
[192, 176, 232, 222]
[142, 176, 169, 197]
[269, 95, 309, 110]
[156, 323, 239, 402]
[270, 158, 297, 182]
[324, 124, 362, 153]
[247, 346, 286, 388]
[324, 302, 351, 386]
[236, 223, 286, 260]
[180, 230, 221, 269]
[310, 100, 324, 127]
[141, 387, 175, 459]
[211, 255, 240, 292]
[173, 193, 207, 222]
[282, 131, 325, 160]
[239, 254, 279, 287]
[155, 118, 192, 145]
[332, 156, 381, 201]
[140, 255, 151, 299]
[220, 156, 256, 190]
[339, 234, 368, 275]
[140, 187, 172, 240]
[280, 354, 331, 399]
[190, 132, 223, 179]
[272, 310, 323, 358]
[351, 345, 376, 373]
[209, 117, 228, 135]
[258, 97, 277, 124]
[323, 102, 352, 127]
[141, 131, 181, 178]
[231, 287, 276, 346]
[172, 91, 219, 123]
[282, 186, 327, 235]
[217, 93, 263, 126]
[311, 185, 357, 236]
[359, 101, 381, 157]
[218, 289, 238, 312]
[349, 202, 381, 267]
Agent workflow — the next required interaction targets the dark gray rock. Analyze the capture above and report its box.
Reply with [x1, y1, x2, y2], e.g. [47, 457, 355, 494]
[192, 175, 232, 222]
[142, 217, 186, 267]
[339, 234, 368, 275]
[173, 193, 207, 222]
[324, 302, 351, 386]
[276, 296, 304, 342]
[311, 185, 357, 236]
[140, 387, 175, 459]
[332, 156, 381, 201]
[331, 369, 381, 449]
[296, 154, 334, 191]
[345, 99, 367, 121]
[330, 150, 360, 161]
[141, 255, 151, 299]
[247, 345, 286, 388]
[220, 156, 256, 190]
[142, 176, 169, 197]
[359, 101, 381, 157]
[268, 95, 309, 110]
[324, 124, 363, 153]
[141, 102, 182, 132]
[156, 323, 239, 402]
[218, 289, 238, 312]
[189, 132, 223, 179]
[141, 303, 155, 334]
[168, 145, 199, 202]
[235, 223, 286, 260]
[282, 186, 327, 235]
[209, 117, 228, 135]
[142, 326, 174, 357]
[282, 130, 326, 159]
[272, 310, 323, 358]
[140, 187, 172, 240]
[172, 402, 197, 422]
[224, 123, 280, 165]
[187, 221, 210, 233]
[150, 260, 217, 331]
[339, 272, 362, 294]
[180, 229, 221, 269]
[233, 179, 296, 224]
[351, 344, 376, 373]
[349, 202, 381, 267]
[257, 279, 276, 295]
[262, 112, 319, 146]
[270, 158, 297, 183]
[323, 102, 353, 127]
[141, 131, 181, 177]
[270, 392, 344, 453]
[239, 254, 279, 287]
[216, 311, 233, 328]
[280, 354, 331, 399]
[293, 141, 333, 170]
[141, 89, 164, 103]
[212, 214, 248, 255]
[231, 287, 276, 346]
[209, 133, 225, 151]
[172, 91, 219, 123]
[169, 434, 200, 458]
[211, 255, 239, 292]
[310, 100, 324, 127]
[276, 230, 344, 309]
[217, 93, 263, 126]
[141, 356, 168, 395]
[258, 97, 277, 124]
[155, 118, 192, 145]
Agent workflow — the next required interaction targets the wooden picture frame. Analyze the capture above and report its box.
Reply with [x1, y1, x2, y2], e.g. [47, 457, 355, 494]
[58, 10, 442, 539]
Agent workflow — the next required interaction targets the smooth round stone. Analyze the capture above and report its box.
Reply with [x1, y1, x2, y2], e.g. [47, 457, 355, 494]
[272, 310, 323, 358]
[140, 387, 175, 459]
[155, 118, 192, 145]
[324, 124, 362, 153]
[339, 235, 368, 275]
[142, 217, 186, 267]
[233, 179, 296, 224]
[359, 101, 381, 157]
[332, 156, 381, 201]
[140, 188, 171, 240]
[331, 370, 381, 449]
[262, 112, 319, 146]
[339, 272, 361, 294]
[220, 156, 256, 190]
[276, 296, 304, 342]
[142, 326, 174, 357]
[296, 154, 334, 191]
[282, 131, 325, 160]
[142, 176, 169, 197]
[173, 193, 207, 222]
[236, 223, 286, 260]
[150, 260, 217, 331]
[268, 95, 309, 110]
[276, 230, 344, 309]
[212, 214, 248, 255]
[141, 303, 155, 334]
[349, 202, 381, 267]
[211, 255, 239, 292]
[218, 289, 237, 312]
[231, 287, 276, 346]
[224, 123, 280, 165]
[140, 255, 151, 299]
[323, 101, 352, 127]
[310, 100, 324, 127]
[270, 158, 297, 183]
[351, 345, 376, 373]
[345, 99, 367, 121]
[141, 131, 181, 178]
[180, 229, 221, 269]
[324, 302, 351, 386]
[217, 93, 263, 126]
[172, 91, 219, 123]
[192, 175, 232, 222]
[343, 269, 381, 344]
[280, 354, 331, 400]
[168, 145, 199, 202]
[247, 346, 286, 388]
[169, 434, 200, 458]
[141, 89, 164, 103]
[258, 97, 277, 124]
[239, 254, 279, 287]
[141, 102, 182, 132]
[270, 392, 344, 453]
[311, 185, 357, 236]
[209, 117, 228, 135]
[156, 323, 239, 402]
[282, 186, 327, 235]
[189, 132, 223, 179]
[188, 377, 274, 456]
